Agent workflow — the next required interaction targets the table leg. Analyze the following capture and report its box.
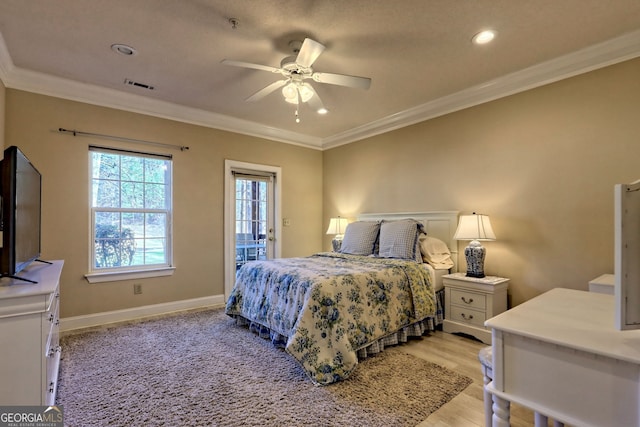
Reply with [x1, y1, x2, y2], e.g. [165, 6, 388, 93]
[492, 393, 510, 427]
[483, 372, 492, 427]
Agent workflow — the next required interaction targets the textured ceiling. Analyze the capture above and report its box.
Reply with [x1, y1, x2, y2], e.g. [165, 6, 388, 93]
[0, 1, 639, 148]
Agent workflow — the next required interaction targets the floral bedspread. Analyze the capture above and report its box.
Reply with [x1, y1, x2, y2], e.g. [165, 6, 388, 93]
[225, 252, 435, 385]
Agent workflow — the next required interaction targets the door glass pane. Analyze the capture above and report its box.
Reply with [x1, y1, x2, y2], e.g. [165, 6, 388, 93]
[235, 177, 268, 270]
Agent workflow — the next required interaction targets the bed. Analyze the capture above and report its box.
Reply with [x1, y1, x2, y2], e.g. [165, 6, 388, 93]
[225, 211, 459, 385]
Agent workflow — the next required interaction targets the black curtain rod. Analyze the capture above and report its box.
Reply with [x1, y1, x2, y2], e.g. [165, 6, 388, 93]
[58, 128, 189, 151]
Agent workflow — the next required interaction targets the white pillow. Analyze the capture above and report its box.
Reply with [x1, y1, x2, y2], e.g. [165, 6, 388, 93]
[339, 221, 380, 256]
[419, 235, 454, 269]
[378, 219, 424, 261]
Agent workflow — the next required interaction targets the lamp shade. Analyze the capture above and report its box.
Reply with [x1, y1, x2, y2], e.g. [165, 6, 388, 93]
[453, 214, 496, 241]
[326, 217, 349, 236]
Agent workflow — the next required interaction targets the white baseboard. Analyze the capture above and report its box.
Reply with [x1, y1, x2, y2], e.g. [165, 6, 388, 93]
[60, 294, 226, 332]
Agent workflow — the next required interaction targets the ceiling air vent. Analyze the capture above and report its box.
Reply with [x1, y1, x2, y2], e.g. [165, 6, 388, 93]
[124, 78, 155, 91]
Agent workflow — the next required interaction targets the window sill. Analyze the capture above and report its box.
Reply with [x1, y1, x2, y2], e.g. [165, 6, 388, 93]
[85, 266, 176, 283]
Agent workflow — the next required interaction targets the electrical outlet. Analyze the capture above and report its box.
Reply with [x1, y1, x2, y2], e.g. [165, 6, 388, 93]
[133, 283, 142, 295]
[283, 218, 291, 226]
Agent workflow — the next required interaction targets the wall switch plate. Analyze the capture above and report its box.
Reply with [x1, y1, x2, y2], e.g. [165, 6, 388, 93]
[133, 283, 142, 295]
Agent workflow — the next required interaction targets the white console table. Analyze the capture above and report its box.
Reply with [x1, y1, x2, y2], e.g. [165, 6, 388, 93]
[485, 288, 640, 427]
[0, 260, 64, 405]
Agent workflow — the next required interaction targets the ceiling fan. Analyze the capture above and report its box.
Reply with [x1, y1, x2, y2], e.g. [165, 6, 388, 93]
[221, 38, 371, 122]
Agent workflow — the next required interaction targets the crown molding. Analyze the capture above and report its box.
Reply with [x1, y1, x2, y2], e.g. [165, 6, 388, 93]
[0, 31, 15, 82]
[322, 29, 640, 149]
[1, 30, 639, 151]
[0, 33, 322, 150]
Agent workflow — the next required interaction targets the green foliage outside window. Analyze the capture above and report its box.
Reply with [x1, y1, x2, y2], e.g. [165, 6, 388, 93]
[94, 224, 136, 268]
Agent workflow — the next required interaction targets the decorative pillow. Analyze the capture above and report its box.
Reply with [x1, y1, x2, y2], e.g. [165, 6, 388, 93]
[378, 219, 425, 261]
[419, 235, 454, 269]
[339, 221, 381, 256]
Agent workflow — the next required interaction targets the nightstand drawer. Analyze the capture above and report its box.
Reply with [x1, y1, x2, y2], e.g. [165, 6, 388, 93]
[450, 306, 486, 327]
[450, 289, 486, 311]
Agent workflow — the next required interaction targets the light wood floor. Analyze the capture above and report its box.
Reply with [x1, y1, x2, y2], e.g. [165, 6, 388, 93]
[406, 330, 543, 427]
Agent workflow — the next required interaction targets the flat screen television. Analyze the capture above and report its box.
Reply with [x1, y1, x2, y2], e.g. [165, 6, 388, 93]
[0, 146, 45, 283]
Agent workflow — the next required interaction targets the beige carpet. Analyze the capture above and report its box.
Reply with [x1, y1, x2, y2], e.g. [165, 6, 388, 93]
[57, 308, 472, 427]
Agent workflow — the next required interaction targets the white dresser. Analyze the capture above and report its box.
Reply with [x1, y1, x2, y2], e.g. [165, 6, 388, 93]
[486, 288, 640, 427]
[0, 260, 64, 405]
[442, 272, 509, 344]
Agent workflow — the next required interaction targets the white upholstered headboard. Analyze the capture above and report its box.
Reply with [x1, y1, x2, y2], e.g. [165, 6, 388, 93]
[357, 211, 460, 272]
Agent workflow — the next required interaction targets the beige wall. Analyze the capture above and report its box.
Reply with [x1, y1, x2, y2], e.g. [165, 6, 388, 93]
[324, 57, 640, 307]
[4, 90, 323, 318]
[4, 56, 638, 317]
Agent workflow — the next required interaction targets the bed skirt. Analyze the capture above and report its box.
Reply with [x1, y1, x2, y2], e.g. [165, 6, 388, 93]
[356, 287, 444, 358]
[230, 288, 445, 361]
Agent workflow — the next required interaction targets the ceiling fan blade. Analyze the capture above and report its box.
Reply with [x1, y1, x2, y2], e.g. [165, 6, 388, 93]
[305, 85, 327, 114]
[221, 59, 281, 74]
[245, 79, 287, 102]
[312, 72, 371, 90]
[295, 38, 325, 68]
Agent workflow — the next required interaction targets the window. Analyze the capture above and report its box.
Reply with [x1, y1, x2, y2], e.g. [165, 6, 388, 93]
[89, 146, 172, 277]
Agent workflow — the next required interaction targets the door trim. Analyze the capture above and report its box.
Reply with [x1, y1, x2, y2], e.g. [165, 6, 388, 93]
[224, 160, 282, 300]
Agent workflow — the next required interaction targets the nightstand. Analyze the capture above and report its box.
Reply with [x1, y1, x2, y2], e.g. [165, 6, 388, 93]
[442, 272, 509, 344]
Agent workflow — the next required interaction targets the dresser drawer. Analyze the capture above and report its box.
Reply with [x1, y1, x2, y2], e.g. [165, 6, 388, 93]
[449, 306, 486, 328]
[450, 289, 486, 311]
[44, 342, 61, 405]
[43, 292, 60, 358]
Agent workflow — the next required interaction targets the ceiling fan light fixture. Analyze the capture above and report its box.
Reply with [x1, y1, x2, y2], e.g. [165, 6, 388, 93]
[282, 82, 314, 104]
[222, 37, 370, 120]
[282, 83, 297, 102]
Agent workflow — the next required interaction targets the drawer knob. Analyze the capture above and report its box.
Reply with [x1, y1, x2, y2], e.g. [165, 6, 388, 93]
[47, 346, 62, 357]
[461, 313, 474, 321]
[461, 296, 474, 304]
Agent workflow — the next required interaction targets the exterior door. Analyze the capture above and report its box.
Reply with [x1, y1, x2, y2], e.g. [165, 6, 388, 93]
[234, 174, 273, 268]
[224, 160, 281, 299]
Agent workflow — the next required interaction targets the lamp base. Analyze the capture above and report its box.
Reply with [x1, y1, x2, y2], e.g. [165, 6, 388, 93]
[332, 237, 343, 252]
[465, 271, 486, 278]
[464, 240, 486, 278]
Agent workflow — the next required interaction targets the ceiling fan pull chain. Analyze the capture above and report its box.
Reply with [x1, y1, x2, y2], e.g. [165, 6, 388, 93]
[295, 89, 302, 123]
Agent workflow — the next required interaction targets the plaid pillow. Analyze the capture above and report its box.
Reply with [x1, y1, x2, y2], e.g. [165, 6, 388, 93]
[378, 219, 424, 261]
[339, 221, 381, 256]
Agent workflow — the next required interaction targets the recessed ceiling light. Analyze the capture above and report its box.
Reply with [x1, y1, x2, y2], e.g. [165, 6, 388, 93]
[472, 30, 497, 45]
[111, 44, 137, 56]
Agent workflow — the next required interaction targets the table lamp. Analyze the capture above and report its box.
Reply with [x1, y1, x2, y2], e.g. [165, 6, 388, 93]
[326, 217, 349, 252]
[453, 213, 496, 278]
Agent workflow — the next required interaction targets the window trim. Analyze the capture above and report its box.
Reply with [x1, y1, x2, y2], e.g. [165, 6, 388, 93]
[85, 266, 175, 284]
[88, 146, 174, 280]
